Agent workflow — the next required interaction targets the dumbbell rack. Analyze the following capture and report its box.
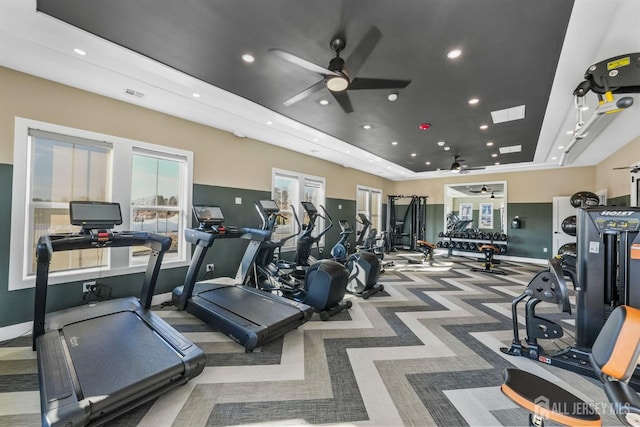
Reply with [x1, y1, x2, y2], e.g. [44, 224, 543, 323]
[437, 230, 508, 257]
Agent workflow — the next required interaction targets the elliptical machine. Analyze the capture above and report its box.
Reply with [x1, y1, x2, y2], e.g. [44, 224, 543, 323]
[356, 213, 393, 271]
[331, 219, 383, 299]
[248, 200, 352, 320]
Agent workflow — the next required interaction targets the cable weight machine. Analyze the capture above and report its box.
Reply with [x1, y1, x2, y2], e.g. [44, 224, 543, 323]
[386, 195, 428, 252]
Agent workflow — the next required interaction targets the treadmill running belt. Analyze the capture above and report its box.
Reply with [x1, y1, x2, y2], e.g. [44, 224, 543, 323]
[197, 285, 304, 329]
[63, 311, 183, 398]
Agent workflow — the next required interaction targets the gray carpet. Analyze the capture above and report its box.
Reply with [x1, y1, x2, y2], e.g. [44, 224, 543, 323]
[0, 253, 625, 426]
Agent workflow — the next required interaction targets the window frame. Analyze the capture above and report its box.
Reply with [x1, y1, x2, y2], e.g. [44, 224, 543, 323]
[8, 117, 193, 290]
[356, 185, 383, 234]
[272, 168, 326, 252]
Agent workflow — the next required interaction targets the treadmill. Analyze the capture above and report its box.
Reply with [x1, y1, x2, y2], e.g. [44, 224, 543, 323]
[33, 201, 206, 427]
[172, 205, 313, 352]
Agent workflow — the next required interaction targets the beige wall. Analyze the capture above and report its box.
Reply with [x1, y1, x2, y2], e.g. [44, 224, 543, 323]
[0, 66, 634, 204]
[595, 134, 640, 199]
[391, 166, 595, 204]
[0, 67, 390, 200]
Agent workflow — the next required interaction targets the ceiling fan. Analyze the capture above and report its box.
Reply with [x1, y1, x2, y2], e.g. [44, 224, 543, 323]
[269, 26, 411, 113]
[469, 185, 491, 194]
[449, 155, 486, 174]
[613, 165, 640, 173]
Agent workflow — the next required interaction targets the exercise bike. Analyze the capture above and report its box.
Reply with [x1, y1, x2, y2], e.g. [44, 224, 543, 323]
[331, 219, 383, 299]
[248, 200, 351, 320]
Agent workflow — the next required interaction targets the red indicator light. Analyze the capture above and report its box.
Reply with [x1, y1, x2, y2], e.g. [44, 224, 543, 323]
[419, 123, 431, 130]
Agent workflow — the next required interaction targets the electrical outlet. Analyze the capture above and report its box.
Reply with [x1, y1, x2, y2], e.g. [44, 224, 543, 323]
[206, 263, 215, 272]
[543, 247, 548, 253]
[83, 281, 97, 292]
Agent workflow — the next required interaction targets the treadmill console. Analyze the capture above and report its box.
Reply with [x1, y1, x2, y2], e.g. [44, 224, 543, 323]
[70, 200, 122, 243]
[193, 205, 225, 229]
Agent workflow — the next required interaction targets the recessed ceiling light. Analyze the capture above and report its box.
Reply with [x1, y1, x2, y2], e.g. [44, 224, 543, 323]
[192, 93, 201, 98]
[551, 156, 557, 160]
[486, 141, 494, 146]
[557, 145, 564, 150]
[313, 138, 319, 142]
[494, 162, 500, 165]
[480, 124, 489, 130]
[425, 161, 431, 165]
[411, 153, 417, 157]
[437, 141, 446, 146]
[491, 153, 498, 157]
[266, 121, 273, 125]
[319, 99, 329, 106]
[387, 93, 398, 101]
[73, 48, 87, 56]
[468, 98, 480, 105]
[444, 146, 451, 151]
[363, 124, 372, 130]
[391, 141, 398, 145]
[447, 49, 462, 59]
[241, 53, 255, 63]
[566, 130, 574, 135]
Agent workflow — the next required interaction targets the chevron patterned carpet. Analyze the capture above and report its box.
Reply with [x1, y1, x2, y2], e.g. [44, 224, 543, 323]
[0, 253, 625, 426]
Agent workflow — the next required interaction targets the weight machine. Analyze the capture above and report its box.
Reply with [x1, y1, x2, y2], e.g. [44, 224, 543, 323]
[386, 195, 428, 252]
[502, 206, 640, 386]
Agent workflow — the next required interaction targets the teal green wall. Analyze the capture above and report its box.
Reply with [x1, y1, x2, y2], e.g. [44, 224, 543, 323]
[608, 195, 630, 206]
[0, 174, 359, 328]
[505, 203, 553, 259]
[2, 158, 631, 329]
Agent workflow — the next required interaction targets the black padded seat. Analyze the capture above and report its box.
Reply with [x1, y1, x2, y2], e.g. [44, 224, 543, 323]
[501, 368, 601, 426]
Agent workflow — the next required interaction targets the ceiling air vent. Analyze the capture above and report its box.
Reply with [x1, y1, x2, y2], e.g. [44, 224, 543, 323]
[499, 145, 522, 154]
[124, 88, 145, 98]
[491, 105, 525, 124]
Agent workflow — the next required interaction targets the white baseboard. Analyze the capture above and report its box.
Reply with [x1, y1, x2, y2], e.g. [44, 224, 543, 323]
[0, 321, 32, 343]
[0, 292, 175, 343]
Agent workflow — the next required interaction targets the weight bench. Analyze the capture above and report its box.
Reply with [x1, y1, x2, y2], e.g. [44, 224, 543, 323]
[408, 240, 437, 263]
[471, 244, 506, 275]
[501, 305, 640, 426]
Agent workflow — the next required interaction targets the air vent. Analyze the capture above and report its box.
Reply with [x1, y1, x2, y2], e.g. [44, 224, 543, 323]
[124, 88, 145, 98]
[491, 105, 525, 124]
[499, 145, 522, 154]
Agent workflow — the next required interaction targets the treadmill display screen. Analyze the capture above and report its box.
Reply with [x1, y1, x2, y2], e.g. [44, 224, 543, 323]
[193, 206, 225, 225]
[69, 201, 123, 230]
[259, 200, 279, 213]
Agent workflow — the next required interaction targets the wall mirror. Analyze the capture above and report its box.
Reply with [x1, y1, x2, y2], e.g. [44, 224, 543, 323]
[444, 181, 508, 236]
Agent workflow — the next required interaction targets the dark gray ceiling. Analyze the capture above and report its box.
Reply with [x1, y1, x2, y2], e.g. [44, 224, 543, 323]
[37, 0, 574, 173]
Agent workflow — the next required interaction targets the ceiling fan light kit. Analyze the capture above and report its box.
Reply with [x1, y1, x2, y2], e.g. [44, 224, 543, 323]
[271, 26, 411, 114]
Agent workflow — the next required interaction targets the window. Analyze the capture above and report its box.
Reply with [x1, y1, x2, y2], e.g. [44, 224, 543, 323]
[9, 118, 193, 290]
[356, 186, 382, 235]
[272, 169, 326, 250]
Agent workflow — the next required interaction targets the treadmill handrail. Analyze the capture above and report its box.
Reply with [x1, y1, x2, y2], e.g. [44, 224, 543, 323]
[184, 226, 272, 247]
[33, 231, 172, 349]
[175, 225, 273, 309]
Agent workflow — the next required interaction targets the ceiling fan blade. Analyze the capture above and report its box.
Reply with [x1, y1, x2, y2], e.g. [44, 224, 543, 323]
[282, 80, 326, 106]
[348, 77, 411, 90]
[330, 90, 354, 114]
[344, 26, 382, 77]
[269, 48, 339, 77]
